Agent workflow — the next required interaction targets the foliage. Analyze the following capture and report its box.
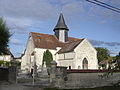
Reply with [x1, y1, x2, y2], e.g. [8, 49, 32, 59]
[42, 50, 53, 68]
[115, 52, 120, 60]
[16, 60, 21, 68]
[95, 47, 110, 63]
[0, 60, 21, 68]
[111, 52, 120, 70]
[0, 17, 11, 55]
[0, 60, 10, 67]
[103, 52, 120, 77]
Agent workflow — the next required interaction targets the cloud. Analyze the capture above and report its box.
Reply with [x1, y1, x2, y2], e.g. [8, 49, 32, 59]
[89, 40, 104, 46]
[90, 40, 120, 47]
[62, 1, 83, 15]
[5, 17, 33, 35]
[0, 0, 120, 26]
[0, 0, 56, 20]
[90, 39, 120, 56]
[84, 0, 120, 24]
[10, 38, 22, 46]
[0, 0, 120, 57]
[109, 50, 119, 55]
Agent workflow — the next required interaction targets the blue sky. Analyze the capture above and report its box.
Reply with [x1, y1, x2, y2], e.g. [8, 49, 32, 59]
[0, 0, 120, 57]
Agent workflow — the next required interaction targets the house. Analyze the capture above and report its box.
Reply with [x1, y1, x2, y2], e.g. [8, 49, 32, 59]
[0, 50, 14, 62]
[21, 13, 98, 73]
[0, 50, 14, 67]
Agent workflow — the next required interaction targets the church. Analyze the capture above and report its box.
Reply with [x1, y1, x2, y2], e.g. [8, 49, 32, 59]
[21, 13, 98, 73]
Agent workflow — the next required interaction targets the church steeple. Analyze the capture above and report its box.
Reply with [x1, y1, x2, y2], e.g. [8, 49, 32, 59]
[53, 13, 69, 42]
[54, 13, 69, 31]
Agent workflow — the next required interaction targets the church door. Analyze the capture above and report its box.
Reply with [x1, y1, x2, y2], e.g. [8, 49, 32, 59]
[82, 58, 88, 69]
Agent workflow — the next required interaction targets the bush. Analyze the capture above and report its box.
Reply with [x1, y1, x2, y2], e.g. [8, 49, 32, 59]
[0, 60, 10, 67]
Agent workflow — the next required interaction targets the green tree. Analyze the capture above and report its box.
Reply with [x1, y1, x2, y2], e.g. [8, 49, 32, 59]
[104, 52, 120, 76]
[0, 17, 11, 55]
[115, 52, 120, 60]
[112, 52, 120, 70]
[42, 50, 53, 68]
[96, 47, 110, 63]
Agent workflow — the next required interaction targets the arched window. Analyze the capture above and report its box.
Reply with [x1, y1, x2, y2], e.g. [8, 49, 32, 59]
[82, 58, 88, 69]
[78, 66, 81, 69]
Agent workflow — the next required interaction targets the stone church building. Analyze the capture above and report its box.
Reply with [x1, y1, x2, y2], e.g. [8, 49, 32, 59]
[21, 13, 98, 73]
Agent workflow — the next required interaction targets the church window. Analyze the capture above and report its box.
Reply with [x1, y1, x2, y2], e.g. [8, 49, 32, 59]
[82, 58, 88, 69]
[65, 31, 68, 42]
[55, 30, 59, 40]
[69, 66, 71, 69]
[78, 65, 81, 69]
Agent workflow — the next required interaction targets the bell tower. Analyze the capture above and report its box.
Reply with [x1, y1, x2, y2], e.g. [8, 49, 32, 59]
[53, 13, 69, 42]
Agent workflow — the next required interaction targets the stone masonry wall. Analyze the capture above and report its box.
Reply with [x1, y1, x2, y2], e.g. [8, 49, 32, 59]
[50, 61, 120, 89]
[0, 67, 9, 81]
[65, 72, 120, 89]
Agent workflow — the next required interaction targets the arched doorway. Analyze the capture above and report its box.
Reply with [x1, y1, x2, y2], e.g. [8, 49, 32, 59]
[82, 58, 88, 69]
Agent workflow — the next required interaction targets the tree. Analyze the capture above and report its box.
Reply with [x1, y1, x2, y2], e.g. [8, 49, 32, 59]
[104, 52, 120, 76]
[111, 52, 120, 70]
[42, 50, 53, 68]
[96, 47, 110, 63]
[95, 47, 110, 69]
[115, 52, 120, 60]
[0, 17, 11, 55]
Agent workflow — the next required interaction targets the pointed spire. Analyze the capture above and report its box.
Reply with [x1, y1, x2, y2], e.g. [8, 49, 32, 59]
[53, 13, 69, 31]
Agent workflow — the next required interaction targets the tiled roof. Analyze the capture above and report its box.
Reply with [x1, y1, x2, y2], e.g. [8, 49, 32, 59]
[31, 32, 83, 53]
[58, 39, 84, 54]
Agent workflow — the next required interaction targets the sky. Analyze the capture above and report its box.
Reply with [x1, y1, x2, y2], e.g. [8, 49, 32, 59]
[0, 0, 120, 57]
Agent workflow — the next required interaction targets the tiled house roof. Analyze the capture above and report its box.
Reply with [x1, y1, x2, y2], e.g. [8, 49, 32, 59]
[31, 32, 83, 53]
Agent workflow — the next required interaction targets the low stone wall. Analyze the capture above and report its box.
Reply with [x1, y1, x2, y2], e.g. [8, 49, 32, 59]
[49, 61, 120, 89]
[0, 67, 9, 81]
[0, 65, 17, 83]
[66, 72, 120, 88]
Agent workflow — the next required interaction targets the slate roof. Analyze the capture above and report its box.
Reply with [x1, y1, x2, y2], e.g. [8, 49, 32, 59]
[53, 13, 69, 31]
[31, 32, 83, 53]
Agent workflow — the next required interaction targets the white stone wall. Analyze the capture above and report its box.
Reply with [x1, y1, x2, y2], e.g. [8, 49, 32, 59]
[74, 39, 98, 69]
[58, 52, 75, 60]
[56, 39, 98, 69]
[0, 55, 13, 61]
[34, 48, 57, 72]
[21, 34, 58, 72]
[57, 52, 75, 68]
[57, 59, 75, 69]
[21, 36, 35, 72]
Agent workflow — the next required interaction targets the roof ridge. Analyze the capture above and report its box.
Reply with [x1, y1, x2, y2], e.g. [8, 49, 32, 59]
[31, 32, 53, 36]
[31, 32, 82, 39]
[58, 39, 84, 54]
